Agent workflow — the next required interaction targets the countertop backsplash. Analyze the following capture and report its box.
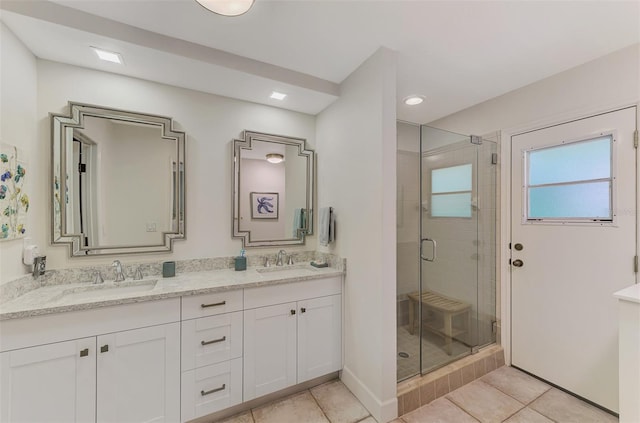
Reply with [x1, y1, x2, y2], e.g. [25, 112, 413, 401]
[0, 251, 345, 305]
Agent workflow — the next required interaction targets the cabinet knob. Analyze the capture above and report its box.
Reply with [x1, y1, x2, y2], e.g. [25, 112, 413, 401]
[301, 307, 306, 313]
[100, 344, 109, 353]
[79, 348, 89, 357]
[290, 309, 296, 315]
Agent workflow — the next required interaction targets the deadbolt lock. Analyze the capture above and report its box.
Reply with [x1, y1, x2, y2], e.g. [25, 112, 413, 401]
[514, 243, 523, 251]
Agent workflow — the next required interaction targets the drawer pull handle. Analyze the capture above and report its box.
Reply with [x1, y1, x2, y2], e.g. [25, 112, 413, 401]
[201, 336, 226, 346]
[201, 384, 226, 396]
[201, 301, 226, 308]
[301, 307, 306, 313]
[80, 348, 89, 357]
[100, 345, 109, 353]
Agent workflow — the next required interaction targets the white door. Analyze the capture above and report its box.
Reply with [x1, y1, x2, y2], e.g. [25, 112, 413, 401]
[243, 302, 297, 401]
[511, 106, 637, 412]
[0, 338, 96, 423]
[97, 323, 180, 423]
[298, 294, 342, 382]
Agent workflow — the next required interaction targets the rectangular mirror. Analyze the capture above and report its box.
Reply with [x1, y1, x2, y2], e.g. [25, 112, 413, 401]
[233, 131, 314, 247]
[51, 102, 186, 256]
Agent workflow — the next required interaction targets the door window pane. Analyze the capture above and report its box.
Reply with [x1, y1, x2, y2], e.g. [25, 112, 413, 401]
[526, 135, 613, 222]
[528, 182, 611, 219]
[529, 137, 611, 185]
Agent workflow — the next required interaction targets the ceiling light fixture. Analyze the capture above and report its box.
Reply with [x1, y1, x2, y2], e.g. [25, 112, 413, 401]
[194, 0, 254, 16]
[266, 153, 284, 164]
[91, 47, 123, 64]
[270, 91, 287, 100]
[403, 95, 425, 106]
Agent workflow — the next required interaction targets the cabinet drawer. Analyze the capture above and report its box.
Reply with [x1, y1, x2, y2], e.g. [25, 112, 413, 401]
[181, 358, 242, 422]
[182, 290, 243, 320]
[244, 276, 342, 309]
[182, 311, 243, 371]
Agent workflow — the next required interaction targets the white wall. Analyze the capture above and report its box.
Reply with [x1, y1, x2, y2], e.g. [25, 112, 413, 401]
[15, 59, 316, 272]
[316, 48, 398, 422]
[430, 43, 640, 134]
[0, 23, 38, 283]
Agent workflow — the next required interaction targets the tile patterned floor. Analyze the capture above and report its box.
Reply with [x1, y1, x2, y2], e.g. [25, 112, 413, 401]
[217, 379, 370, 423]
[397, 366, 618, 423]
[397, 325, 469, 381]
[218, 367, 618, 423]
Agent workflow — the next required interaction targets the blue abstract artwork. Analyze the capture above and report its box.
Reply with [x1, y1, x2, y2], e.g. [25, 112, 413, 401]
[251, 192, 279, 219]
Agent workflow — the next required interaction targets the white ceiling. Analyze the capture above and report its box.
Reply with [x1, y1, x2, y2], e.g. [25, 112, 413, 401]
[2, 0, 639, 124]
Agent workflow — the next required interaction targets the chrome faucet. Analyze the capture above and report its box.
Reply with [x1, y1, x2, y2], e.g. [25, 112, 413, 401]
[112, 260, 126, 282]
[32, 256, 47, 279]
[276, 249, 286, 266]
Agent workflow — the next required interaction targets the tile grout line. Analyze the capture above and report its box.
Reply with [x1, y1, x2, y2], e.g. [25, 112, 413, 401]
[441, 397, 482, 423]
[480, 373, 558, 422]
[445, 380, 521, 423]
[307, 387, 333, 423]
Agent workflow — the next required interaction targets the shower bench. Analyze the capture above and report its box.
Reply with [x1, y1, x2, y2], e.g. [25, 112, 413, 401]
[408, 290, 471, 355]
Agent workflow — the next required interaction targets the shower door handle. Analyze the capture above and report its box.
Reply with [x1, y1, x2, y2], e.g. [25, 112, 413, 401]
[421, 238, 437, 262]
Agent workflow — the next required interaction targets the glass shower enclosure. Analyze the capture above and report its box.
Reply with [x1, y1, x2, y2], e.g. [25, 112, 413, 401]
[397, 124, 497, 381]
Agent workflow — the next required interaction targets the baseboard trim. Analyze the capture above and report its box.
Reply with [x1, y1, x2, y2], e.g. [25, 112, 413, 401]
[341, 365, 398, 422]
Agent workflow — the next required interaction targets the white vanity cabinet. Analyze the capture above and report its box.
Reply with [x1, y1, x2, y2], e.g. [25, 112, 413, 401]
[0, 337, 97, 423]
[243, 277, 342, 401]
[0, 299, 181, 423]
[96, 323, 181, 422]
[0, 272, 344, 423]
[180, 290, 244, 422]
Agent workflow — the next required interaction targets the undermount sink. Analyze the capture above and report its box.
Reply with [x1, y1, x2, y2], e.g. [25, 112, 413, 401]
[58, 280, 158, 302]
[256, 265, 319, 276]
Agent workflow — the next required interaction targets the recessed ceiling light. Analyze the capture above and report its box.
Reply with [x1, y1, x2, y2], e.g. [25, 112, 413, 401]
[270, 91, 287, 100]
[92, 47, 123, 64]
[403, 95, 425, 106]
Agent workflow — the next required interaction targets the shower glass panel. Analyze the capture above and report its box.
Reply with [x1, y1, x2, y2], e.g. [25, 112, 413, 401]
[396, 123, 496, 382]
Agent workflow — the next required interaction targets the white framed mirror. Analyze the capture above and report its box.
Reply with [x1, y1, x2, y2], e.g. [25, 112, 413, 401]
[233, 131, 314, 247]
[51, 102, 186, 256]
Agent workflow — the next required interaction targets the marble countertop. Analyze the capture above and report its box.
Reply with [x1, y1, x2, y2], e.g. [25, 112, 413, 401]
[614, 283, 640, 304]
[0, 264, 344, 320]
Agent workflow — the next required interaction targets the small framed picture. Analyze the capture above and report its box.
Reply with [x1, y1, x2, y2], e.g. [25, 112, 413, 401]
[251, 192, 279, 219]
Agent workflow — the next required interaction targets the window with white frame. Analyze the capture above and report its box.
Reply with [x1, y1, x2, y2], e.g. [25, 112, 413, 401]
[431, 163, 473, 218]
[525, 135, 614, 222]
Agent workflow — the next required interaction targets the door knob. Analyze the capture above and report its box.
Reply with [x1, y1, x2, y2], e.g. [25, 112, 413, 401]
[512, 259, 524, 267]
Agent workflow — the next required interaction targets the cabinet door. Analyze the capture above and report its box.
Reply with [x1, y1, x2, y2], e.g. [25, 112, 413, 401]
[0, 338, 96, 423]
[243, 302, 297, 401]
[298, 294, 342, 383]
[96, 323, 180, 423]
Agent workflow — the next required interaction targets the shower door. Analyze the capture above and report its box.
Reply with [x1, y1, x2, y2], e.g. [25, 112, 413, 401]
[418, 126, 496, 374]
